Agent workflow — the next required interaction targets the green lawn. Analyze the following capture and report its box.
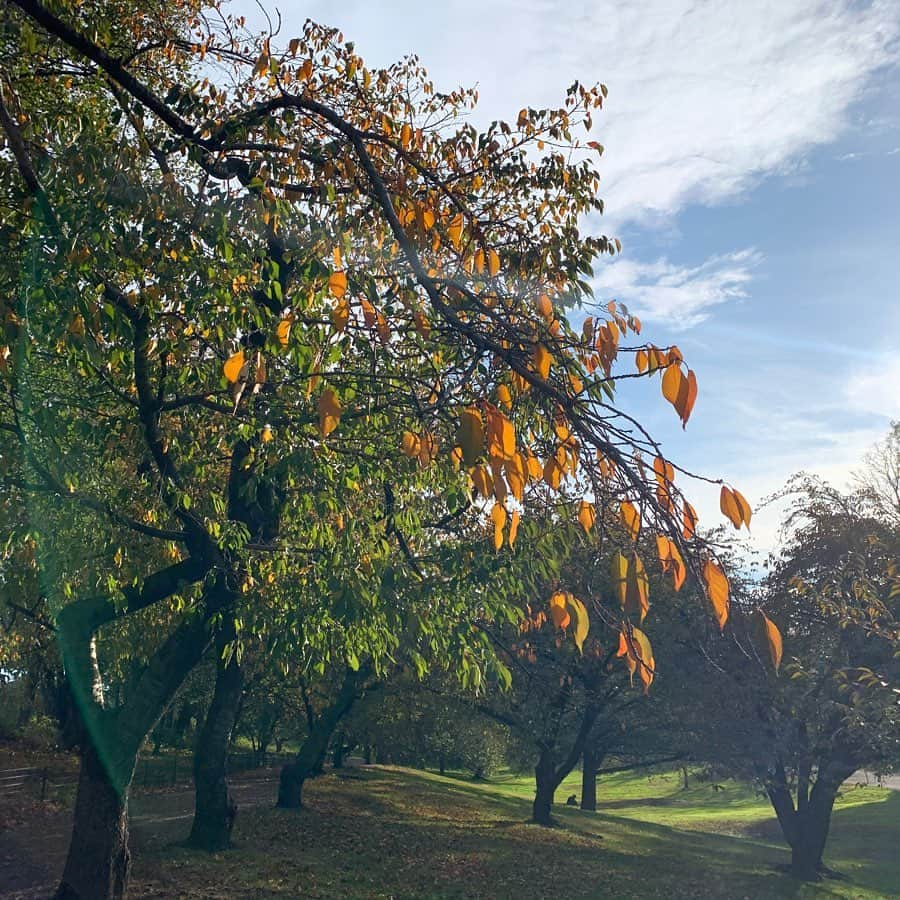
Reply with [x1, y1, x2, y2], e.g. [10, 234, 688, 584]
[131, 766, 899, 899]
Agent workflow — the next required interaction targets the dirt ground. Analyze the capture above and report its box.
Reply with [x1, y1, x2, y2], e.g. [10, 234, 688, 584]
[0, 767, 283, 899]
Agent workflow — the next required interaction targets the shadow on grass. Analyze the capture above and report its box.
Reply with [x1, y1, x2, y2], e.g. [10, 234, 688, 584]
[129, 766, 896, 899]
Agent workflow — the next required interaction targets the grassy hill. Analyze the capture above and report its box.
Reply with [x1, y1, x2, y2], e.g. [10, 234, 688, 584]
[129, 766, 899, 899]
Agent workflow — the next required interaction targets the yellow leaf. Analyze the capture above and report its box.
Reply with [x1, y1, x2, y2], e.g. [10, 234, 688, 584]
[400, 122, 412, 149]
[488, 249, 501, 277]
[655, 535, 686, 591]
[471, 464, 493, 499]
[526, 453, 543, 481]
[276, 317, 292, 347]
[625, 553, 650, 623]
[635, 349, 648, 373]
[578, 500, 595, 534]
[329, 270, 347, 299]
[401, 431, 421, 457]
[457, 407, 484, 466]
[548, 591, 570, 630]
[760, 611, 783, 672]
[474, 249, 485, 274]
[496, 384, 512, 408]
[617, 626, 654, 693]
[486, 407, 516, 461]
[536, 294, 553, 319]
[261, 425, 273, 443]
[534, 345, 552, 380]
[543, 457, 563, 490]
[332, 299, 350, 332]
[567, 595, 589, 653]
[620, 501, 640, 542]
[223, 350, 245, 383]
[447, 212, 463, 250]
[418, 432, 438, 467]
[702, 559, 729, 630]
[450, 445, 464, 470]
[318, 388, 342, 437]
[508, 510, 521, 548]
[505, 454, 526, 501]
[491, 502, 507, 551]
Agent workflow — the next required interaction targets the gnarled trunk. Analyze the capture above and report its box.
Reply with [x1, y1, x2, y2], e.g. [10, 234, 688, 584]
[276, 664, 371, 809]
[187, 616, 243, 852]
[767, 757, 855, 881]
[54, 743, 133, 900]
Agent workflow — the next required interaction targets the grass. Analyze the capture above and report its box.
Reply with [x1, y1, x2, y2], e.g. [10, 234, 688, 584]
[130, 766, 900, 899]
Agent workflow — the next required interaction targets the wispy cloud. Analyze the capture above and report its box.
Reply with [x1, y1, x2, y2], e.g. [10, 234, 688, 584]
[592, 249, 761, 327]
[845, 357, 900, 419]
[293, 0, 900, 225]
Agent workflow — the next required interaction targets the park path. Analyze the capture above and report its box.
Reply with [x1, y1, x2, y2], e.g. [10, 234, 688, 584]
[0, 768, 282, 898]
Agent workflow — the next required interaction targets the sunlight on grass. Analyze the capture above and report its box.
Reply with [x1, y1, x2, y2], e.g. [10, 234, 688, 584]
[130, 766, 898, 899]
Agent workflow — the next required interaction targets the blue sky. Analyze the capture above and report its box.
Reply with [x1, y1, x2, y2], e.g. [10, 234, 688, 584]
[246, 0, 899, 551]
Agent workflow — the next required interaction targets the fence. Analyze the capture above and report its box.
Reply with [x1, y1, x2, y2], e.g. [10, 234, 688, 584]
[0, 751, 295, 800]
[0, 765, 76, 801]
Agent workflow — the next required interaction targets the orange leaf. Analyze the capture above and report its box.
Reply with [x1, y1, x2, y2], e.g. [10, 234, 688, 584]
[683, 501, 699, 539]
[328, 270, 347, 299]
[533, 345, 552, 380]
[760, 611, 783, 672]
[488, 249, 501, 277]
[720, 486, 743, 530]
[496, 384, 512, 408]
[732, 488, 752, 528]
[578, 500, 596, 534]
[318, 388, 342, 437]
[331, 299, 350, 332]
[447, 213, 463, 250]
[661, 363, 683, 409]
[401, 431, 421, 457]
[457, 407, 484, 466]
[620, 501, 640, 542]
[508, 510, 521, 548]
[276, 317, 292, 347]
[471, 465, 493, 500]
[491, 502, 507, 551]
[223, 350, 245, 384]
[486, 407, 516, 461]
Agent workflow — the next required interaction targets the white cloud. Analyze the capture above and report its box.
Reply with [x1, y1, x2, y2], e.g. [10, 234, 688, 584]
[845, 357, 900, 418]
[591, 249, 760, 326]
[282, 0, 900, 226]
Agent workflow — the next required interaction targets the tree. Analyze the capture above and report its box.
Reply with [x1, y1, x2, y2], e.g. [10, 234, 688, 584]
[662, 477, 899, 881]
[1, 2, 742, 896]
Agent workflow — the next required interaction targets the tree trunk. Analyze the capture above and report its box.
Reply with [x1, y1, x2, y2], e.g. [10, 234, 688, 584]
[332, 733, 346, 769]
[53, 743, 133, 900]
[276, 761, 304, 807]
[532, 751, 557, 826]
[276, 665, 369, 809]
[581, 746, 599, 811]
[790, 774, 843, 880]
[681, 765, 689, 790]
[187, 620, 243, 852]
[439, 751, 446, 777]
[767, 758, 854, 881]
